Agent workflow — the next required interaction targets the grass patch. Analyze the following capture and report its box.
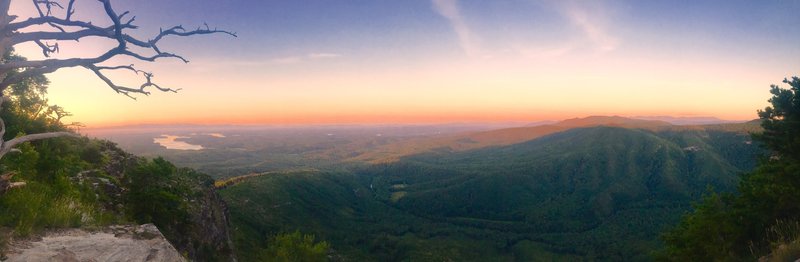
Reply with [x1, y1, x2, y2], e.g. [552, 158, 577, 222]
[0, 181, 95, 236]
[764, 220, 800, 262]
[0, 228, 8, 260]
[767, 240, 800, 262]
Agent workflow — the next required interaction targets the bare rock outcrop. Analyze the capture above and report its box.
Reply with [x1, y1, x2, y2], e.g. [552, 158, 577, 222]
[3, 224, 185, 262]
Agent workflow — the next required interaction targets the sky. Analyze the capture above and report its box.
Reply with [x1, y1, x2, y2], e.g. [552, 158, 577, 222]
[9, 0, 800, 127]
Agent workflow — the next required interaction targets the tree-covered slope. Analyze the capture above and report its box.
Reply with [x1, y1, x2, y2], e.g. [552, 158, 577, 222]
[386, 127, 746, 220]
[366, 127, 757, 260]
[223, 126, 760, 261]
[222, 170, 543, 261]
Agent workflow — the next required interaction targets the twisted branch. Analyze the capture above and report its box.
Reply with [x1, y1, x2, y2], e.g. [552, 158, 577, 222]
[0, 131, 79, 158]
[0, 0, 235, 176]
[85, 63, 178, 98]
[0, 0, 236, 97]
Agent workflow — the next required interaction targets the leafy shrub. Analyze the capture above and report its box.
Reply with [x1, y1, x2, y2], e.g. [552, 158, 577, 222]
[124, 157, 191, 239]
[660, 77, 800, 261]
[0, 138, 104, 236]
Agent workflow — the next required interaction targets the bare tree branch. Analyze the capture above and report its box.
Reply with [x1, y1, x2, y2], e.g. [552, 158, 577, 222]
[0, 0, 235, 171]
[32, 0, 67, 32]
[0, 131, 80, 158]
[65, 0, 75, 20]
[34, 39, 58, 57]
[1, 0, 235, 94]
[33, 0, 64, 16]
[7, 15, 134, 32]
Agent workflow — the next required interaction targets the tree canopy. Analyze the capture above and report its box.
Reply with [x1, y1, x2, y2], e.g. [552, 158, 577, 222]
[660, 77, 800, 261]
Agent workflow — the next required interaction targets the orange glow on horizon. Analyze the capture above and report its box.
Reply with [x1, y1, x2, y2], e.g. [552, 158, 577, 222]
[81, 108, 761, 129]
[8, 1, 793, 129]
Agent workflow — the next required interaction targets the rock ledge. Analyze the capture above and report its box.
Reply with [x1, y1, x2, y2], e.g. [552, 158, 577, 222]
[3, 224, 184, 262]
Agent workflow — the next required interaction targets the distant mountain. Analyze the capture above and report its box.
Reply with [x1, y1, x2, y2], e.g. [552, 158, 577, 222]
[352, 116, 757, 163]
[631, 116, 741, 125]
[223, 125, 762, 261]
[524, 120, 558, 127]
[456, 116, 675, 150]
[557, 115, 672, 128]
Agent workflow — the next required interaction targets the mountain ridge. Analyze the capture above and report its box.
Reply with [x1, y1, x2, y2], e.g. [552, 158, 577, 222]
[352, 116, 757, 163]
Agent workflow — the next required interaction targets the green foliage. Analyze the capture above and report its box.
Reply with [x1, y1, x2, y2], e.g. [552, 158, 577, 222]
[657, 192, 741, 261]
[755, 77, 800, 160]
[0, 51, 110, 258]
[0, 181, 93, 235]
[125, 157, 190, 231]
[1, 51, 69, 142]
[660, 77, 800, 261]
[0, 115, 231, 260]
[261, 231, 330, 262]
[766, 239, 800, 262]
[222, 125, 758, 261]
[0, 135, 110, 238]
[763, 220, 800, 262]
[0, 52, 233, 261]
[0, 137, 121, 239]
[123, 157, 234, 261]
[0, 130, 231, 260]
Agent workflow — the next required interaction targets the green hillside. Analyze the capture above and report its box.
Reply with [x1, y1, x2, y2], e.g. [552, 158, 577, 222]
[222, 170, 542, 261]
[222, 126, 760, 261]
[386, 127, 747, 219]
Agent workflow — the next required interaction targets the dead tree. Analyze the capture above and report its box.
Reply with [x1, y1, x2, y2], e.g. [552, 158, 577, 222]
[0, 0, 235, 192]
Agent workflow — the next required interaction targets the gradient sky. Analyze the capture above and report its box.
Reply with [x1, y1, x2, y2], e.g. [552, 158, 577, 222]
[9, 0, 800, 127]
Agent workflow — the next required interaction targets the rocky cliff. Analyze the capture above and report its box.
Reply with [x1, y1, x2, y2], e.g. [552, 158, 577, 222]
[94, 140, 236, 261]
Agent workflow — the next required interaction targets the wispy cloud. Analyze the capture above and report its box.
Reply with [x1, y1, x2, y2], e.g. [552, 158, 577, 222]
[558, 2, 619, 52]
[516, 45, 575, 59]
[270, 56, 304, 65]
[269, 52, 344, 65]
[431, 0, 480, 57]
[308, 53, 342, 59]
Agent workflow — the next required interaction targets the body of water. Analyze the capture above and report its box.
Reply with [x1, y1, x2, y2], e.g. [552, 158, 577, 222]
[153, 135, 204, 150]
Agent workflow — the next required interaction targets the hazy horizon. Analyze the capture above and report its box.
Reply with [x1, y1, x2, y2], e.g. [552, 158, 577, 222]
[78, 114, 748, 130]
